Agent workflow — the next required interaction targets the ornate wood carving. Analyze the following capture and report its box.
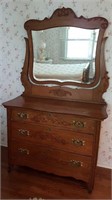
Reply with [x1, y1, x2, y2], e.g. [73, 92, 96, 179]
[49, 89, 72, 97]
[57, 7, 76, 17]
[32, 111, 72, 127]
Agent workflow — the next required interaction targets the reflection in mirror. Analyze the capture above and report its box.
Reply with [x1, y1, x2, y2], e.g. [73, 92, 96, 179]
[32, 27, 99, 83]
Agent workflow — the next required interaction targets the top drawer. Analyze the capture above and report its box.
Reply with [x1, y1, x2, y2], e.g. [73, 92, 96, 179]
[11, 108, 96, 134]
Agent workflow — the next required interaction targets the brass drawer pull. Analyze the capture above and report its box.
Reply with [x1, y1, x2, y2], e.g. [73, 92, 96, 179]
[72, 120, 85, 128]
[18, 148, 29, 155]
[18, 129, 30, 136]
[70, 160, 83, 167]
[72, 139, 85, 146]
[17, 112, 29, 119]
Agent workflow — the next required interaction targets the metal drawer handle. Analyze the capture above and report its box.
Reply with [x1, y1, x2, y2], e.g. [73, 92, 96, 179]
[17, 112, 29, 119]
[72, 120, 85, 128]
[18, 148, 29, 155]
[18, 129, 30, 136]
[72, 139, 85, 146]
[70, 160, 83, 167]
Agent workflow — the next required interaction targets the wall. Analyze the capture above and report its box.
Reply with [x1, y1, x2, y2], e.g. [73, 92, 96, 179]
[0, 0, 112, 169]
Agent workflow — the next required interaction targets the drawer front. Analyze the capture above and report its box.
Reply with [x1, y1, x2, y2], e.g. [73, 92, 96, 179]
[11, 108, 96, 134]
[11, 122, 94, 156]
[10, 141, 92, 182]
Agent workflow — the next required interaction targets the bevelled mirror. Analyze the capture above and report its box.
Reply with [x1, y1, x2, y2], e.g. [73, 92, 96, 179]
[32, 27, 99, 83]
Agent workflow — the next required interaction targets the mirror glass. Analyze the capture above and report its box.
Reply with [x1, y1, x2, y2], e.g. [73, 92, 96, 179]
[32, 27, 99, 83]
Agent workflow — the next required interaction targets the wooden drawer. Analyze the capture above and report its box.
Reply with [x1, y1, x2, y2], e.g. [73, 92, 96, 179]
[10, 141, 92, 182]
[11, 108, 96, 134]
[11, 122, 94, 156]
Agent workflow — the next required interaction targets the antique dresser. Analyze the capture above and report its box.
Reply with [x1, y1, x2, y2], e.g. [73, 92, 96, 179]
[3, 8, 109, 192]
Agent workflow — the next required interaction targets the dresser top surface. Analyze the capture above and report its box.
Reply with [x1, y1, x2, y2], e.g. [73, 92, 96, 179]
[3, 95, 107, 120]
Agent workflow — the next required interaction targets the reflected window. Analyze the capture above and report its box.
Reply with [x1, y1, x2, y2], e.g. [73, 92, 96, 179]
[65, 27, 98, 60]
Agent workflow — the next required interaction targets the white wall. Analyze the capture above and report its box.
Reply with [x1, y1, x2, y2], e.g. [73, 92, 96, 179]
[0, 0, 112, 169]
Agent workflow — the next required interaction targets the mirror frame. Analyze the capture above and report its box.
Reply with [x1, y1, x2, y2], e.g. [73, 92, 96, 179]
[21, 7, 109, 103]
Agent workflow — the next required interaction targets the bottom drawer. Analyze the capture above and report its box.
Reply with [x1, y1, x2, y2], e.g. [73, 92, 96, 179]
[10, 141, 92, 182]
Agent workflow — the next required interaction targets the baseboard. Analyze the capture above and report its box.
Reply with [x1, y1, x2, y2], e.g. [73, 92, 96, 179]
[97, 163, 112, 170]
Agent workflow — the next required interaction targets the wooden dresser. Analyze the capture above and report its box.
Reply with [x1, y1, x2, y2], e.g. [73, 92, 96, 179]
[3, 7, 109, 193]
[3, 96, 107, 192]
